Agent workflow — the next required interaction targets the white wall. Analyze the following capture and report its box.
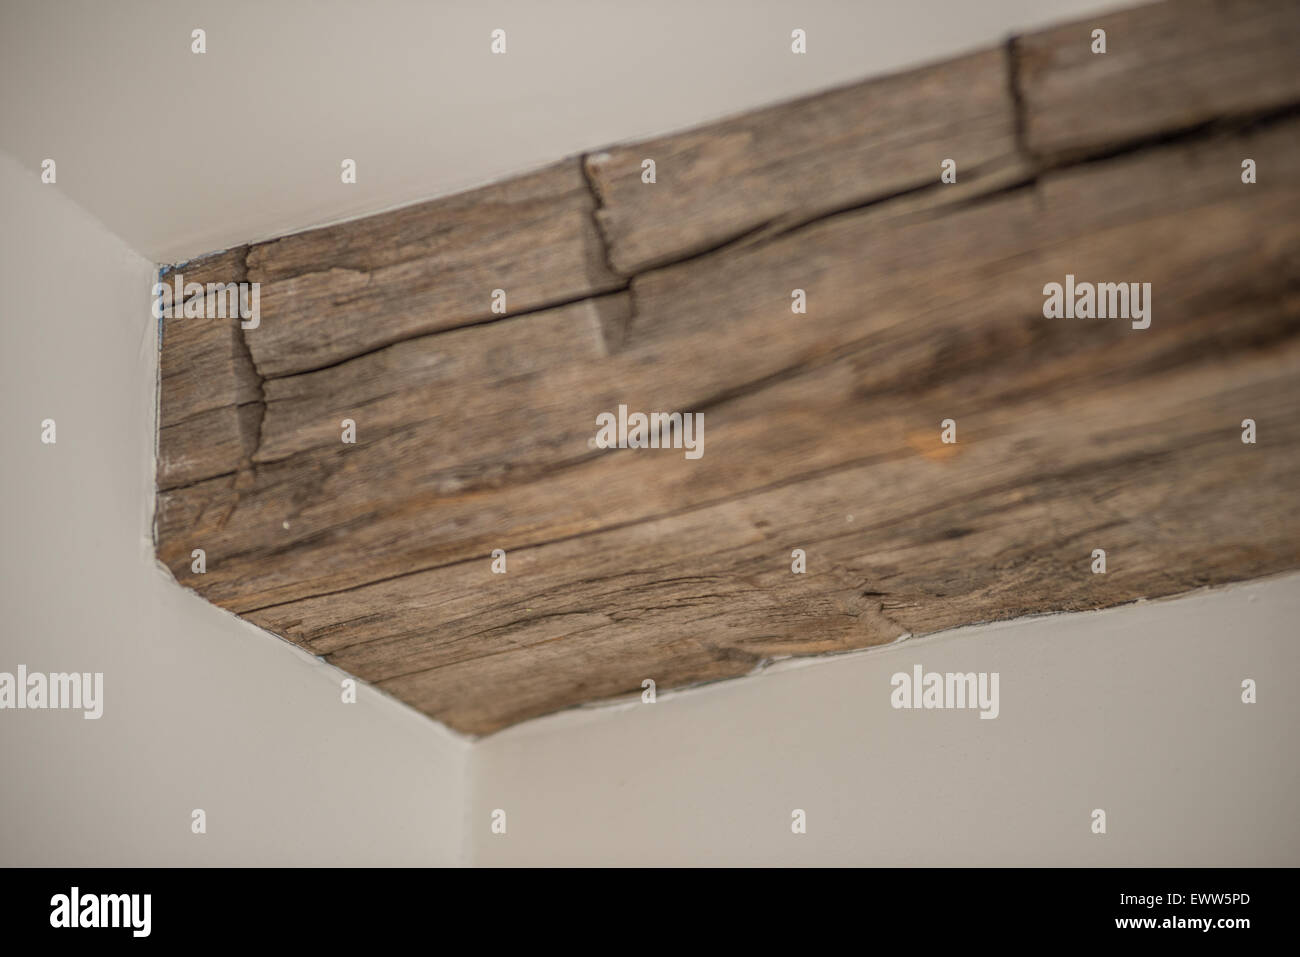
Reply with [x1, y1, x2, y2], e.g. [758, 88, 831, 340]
[0, 0, 1131, 263]
[471, 574, 1300, 866]
[0, 151, 469, 866]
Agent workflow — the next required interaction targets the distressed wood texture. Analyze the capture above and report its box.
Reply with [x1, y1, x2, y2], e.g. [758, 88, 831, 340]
[155, 0, 1300, 735]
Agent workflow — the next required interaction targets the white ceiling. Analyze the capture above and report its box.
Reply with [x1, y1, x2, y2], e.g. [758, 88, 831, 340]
[0, 0, 1125, 264]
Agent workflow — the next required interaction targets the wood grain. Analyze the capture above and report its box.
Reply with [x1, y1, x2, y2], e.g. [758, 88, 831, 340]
[1017, 0, 1300, 159]
[155, 0, 1300, 734]
[156, 247, 260, 490]
[584, 47, 1025, 276]
[243, 159, 623, 378]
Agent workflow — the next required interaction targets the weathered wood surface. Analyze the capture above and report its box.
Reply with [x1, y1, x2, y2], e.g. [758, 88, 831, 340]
[243, 160, 623, 379]
[156, 160, 622, 490]
[1017, 0, 1300, 159]
[156, 0, 1300, 734]
[156, 247, 259, 490]
[584, 47, 1026, 275]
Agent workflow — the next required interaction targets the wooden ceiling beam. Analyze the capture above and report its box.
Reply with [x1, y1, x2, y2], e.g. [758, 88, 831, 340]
[155, 0, 1300, 734]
